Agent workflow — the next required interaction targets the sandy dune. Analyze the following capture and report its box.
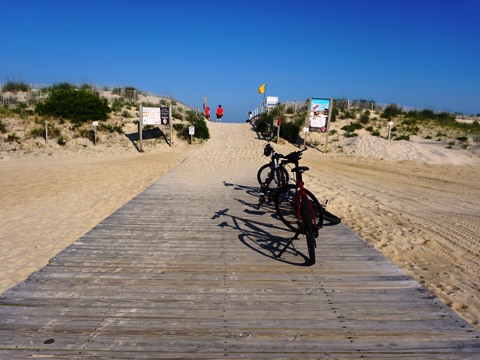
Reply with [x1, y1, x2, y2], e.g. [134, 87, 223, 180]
[0, 122, 478, 330]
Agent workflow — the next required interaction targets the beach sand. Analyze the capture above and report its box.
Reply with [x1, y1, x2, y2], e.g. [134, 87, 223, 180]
[0, 122, 479, 330]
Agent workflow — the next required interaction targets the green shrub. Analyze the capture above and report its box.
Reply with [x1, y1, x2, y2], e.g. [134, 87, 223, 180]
[359, 113, 370, 124]
[98, 123, 124, 134]
[456, 136, 468, 142]
[57, 137, 66, 146]
[394, 134, 410, 141]
[2, 81, 30, 92]
[5, 133, 20, 143]
[381, 104, 403, 119]
[280, 121, 301, 144]
[31, 127, 45, 138]
[0, 119, 6, 133]
[341, 122, 363, 133]
[36, 87, 110, 123]
[111, 99, 123, 112]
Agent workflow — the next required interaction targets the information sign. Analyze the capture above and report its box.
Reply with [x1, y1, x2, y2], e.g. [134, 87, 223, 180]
[160, 106, 170, 125]
[142, 107, 161, 125]
[189, 126, 195, 135]
[308, 98, 331, 133]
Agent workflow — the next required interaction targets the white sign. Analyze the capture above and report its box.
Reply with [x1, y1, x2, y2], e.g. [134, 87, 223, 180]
[189, 126, 195, 135]
[303, 127, 309, 133]
[266, 96, 278, 108]
[92, 121, 98, 127]
[142, 107, 161, 125]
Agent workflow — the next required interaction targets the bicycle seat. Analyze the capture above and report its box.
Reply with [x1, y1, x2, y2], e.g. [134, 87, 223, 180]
[292, 166, 309, 173]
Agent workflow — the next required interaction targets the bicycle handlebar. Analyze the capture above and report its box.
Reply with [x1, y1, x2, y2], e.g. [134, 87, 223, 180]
[280, 147, 307, 164]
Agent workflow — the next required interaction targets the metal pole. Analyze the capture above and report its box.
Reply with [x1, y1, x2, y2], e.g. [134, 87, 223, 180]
[169, 105, 172, 147]
[139, 104, 143, 152]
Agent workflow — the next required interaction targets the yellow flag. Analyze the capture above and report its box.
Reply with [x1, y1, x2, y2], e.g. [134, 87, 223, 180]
[258, 83, 266, 94]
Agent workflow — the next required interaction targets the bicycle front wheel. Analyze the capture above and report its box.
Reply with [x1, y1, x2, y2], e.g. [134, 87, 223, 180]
[257, 164, 289, 189]
[274, 185, 323, 233]
[301, 195, 316, 265]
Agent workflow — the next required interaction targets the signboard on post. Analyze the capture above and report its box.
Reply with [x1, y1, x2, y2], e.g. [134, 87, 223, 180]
[160, 106, 170, 125]
[308, 98, 332, 133]
[266, 96, 279, 108]
[142, 107, 161, 125]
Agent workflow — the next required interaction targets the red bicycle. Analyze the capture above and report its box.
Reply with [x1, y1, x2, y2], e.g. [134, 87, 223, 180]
[274, 148, 323, 265]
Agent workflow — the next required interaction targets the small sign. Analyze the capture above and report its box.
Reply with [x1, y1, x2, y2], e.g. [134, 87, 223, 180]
[92, 121, 98, 127]
[303, 127, 309, 133]
[189, 126, 195, 135]
[160, 106, 170, 125]
[273, 117, 281, 127]
[266, 96, 279, 108]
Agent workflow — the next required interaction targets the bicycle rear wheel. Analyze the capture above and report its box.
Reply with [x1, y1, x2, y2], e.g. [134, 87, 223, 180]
[301, 196, 316, 265]
[274, 185, 323, 233]
[257, 164, 289, 189]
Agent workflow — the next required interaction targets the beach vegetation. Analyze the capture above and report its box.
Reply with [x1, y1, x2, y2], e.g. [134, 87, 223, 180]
[341, 122, 363, 133]
[394, 134, 410, 141]
[5, 133, 20, 143]
[98, 123, 124, 135]
[31, 127, 45, 138]
[121, 110, 132, 118]
[174, 111, 210, 142]
[2, 81, 30, 92]
[0, 119, 6, 133]
[36, 87, 110, 123]
[57, 136, 66, 146]
[381, 104, 403, 120]
[456, 136, 468, 142]
[111, 99, 123, 113]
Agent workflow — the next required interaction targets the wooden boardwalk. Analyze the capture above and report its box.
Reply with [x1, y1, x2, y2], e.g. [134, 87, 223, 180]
[1, 140, 479, 358]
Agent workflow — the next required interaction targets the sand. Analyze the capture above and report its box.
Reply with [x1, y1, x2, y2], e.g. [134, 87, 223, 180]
[0, 122, 479, 331]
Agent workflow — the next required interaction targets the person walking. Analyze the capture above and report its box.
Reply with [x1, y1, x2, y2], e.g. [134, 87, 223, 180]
[205, 105, 210, 121]
[216, 105, 223, 122]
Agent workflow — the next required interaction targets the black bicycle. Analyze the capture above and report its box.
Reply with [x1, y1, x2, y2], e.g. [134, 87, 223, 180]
[256, 143, 290, 209]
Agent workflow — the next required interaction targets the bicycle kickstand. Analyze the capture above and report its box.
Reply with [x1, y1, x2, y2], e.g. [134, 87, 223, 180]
[275, 230, 300, 258]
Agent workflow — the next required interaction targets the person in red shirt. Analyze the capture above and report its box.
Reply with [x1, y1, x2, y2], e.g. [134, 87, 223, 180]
[216, 105, 223, 122]
[205, 105, 210, 121]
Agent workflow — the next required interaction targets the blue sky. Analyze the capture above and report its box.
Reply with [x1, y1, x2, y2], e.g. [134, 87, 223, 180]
[1, 0, 479, 122]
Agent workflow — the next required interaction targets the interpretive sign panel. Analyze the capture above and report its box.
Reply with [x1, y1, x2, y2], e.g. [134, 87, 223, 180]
[308, 98, 332, 133]
[142, 107, 161, 125]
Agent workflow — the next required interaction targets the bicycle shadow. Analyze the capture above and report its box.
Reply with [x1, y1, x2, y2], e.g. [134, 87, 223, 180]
[212, 205, 311, 267]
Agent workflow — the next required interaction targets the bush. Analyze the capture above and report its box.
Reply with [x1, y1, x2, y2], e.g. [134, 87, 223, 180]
[2, 81, 30, 92]
[381, 104, 403, 119]
[36, 87, 110, 123]
[176, 111, 210, 141]
[280, 121, 301, 144]
[57, 136, 66, 146]
[0, 119, 6, 133]
[341, 122, 363, 133]
[31, 127, 45, 138]
[5, 133, 20, 143]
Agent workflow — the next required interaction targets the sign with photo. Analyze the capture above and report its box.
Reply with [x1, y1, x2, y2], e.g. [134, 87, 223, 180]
[308, 98, 331, 133]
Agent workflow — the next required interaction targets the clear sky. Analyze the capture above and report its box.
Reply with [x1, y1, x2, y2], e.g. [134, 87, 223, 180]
[1, 0, 479, 122]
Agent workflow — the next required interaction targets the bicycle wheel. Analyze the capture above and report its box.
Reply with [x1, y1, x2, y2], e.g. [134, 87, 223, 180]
[274, 185, 323, 233]
[301, 196, 316, 265]
[257, 164, 289, 189]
